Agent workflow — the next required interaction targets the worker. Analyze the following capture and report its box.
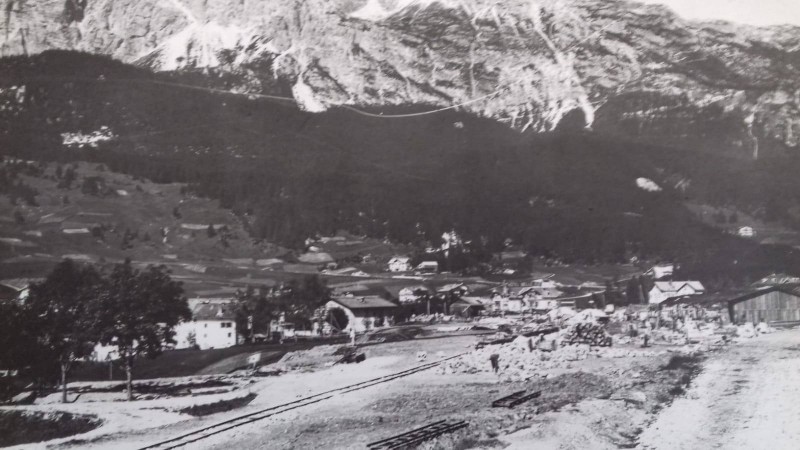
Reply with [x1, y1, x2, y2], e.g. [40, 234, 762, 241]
[489, 354, 500, 373]
[349, 327, 356, 346]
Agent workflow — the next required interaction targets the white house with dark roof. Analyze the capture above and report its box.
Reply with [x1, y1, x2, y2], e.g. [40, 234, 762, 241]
[324, 294, 398, 332]
[174, 298, 238, 350]
[648, 281, 705, 305]
[388, 256, 412, 272]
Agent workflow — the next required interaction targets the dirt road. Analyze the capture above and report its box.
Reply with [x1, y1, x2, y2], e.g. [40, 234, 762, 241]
[639, 329, 800, 450]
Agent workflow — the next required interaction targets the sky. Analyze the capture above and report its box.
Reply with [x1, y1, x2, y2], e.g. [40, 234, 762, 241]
[638, 0, 800, 26]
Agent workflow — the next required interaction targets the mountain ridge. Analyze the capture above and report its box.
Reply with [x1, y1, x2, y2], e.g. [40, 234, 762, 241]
[2, 0, 800, 154]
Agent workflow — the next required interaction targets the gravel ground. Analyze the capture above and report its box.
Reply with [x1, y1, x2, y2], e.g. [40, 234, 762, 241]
[13, 327, 781, 450]
[638, 327, 800, 450]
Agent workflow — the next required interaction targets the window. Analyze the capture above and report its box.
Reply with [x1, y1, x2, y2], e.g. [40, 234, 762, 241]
[227, 333, 231, 338]
[221, 322, 232, 328]
[204, 323, 207, 328]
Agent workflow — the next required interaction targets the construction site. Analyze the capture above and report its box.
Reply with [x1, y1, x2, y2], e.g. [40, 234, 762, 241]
[4, 300, 798, 450]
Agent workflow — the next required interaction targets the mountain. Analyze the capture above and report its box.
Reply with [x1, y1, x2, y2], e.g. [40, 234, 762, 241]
[3, 0, 800, 156]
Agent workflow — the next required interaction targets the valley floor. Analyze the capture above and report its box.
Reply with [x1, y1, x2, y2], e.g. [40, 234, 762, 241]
[10, 328, 800, 449]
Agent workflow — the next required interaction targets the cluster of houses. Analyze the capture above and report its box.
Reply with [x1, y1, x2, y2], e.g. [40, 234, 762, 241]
[6, 256, 800, 356]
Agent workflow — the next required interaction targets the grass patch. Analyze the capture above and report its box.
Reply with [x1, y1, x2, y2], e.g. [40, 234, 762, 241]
[179, 393, 257, 417]
[0, 410, 101, 447]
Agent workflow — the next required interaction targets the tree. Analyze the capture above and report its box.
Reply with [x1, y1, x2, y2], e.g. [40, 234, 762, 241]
[25, 259, 102, 403]
[277, 276, 331, 328]
[625, 278, 641, 305]
[96, 260, 190, 401]
[234, 286, 275, 343]
[0, 301, 40, 401]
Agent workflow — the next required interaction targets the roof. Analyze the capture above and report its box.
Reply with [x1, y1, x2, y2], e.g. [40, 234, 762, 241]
[753, 273, 800, 286]
[0, 278, 42, 291]
[191, 302, 237, 321]
[653, 281, 704, 293]
[727, 285, 800, 306]
[388, 256, 410, 263]
[454, 297, 487, 307]
[416, 261, 439, 267]
[660, 285, 800, 308]
[437, 283, 466, 293]
[331, 296, 398, 310]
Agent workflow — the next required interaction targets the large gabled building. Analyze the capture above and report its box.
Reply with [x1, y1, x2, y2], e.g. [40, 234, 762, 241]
[648, 281, 705, 305]
[727, 285, 800, 325]
[174, 298, 238, 350]
[324, 295, 398, 332]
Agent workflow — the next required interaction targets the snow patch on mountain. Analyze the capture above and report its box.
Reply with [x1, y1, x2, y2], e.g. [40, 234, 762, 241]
[293, 77, 327, 112]
[350, 0, 393, 20]
[350, 0, 452, 21]
[143, 22, 262, 70]
[636, 178, 663, 192]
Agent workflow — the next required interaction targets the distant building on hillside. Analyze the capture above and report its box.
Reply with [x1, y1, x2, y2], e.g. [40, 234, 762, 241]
[324, 295, 397, 332]
[644, 264, 674, 280]
[737, 226, 755, 238]
[388, 256, 412, 272]
[648, 281, 705, 305]
[174, 298, 238, 350]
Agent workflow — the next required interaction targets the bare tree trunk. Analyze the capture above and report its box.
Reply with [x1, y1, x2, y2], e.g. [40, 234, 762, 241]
[60, 362, 68, 404]
[125, 356, 133, 401]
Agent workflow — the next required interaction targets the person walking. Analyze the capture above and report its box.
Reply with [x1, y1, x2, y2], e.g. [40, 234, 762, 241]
[490, 354, 500, 373]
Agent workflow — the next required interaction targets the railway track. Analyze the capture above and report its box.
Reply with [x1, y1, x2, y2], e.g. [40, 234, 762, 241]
[367, 420, 469, 450]
[138, 353, 465, 450]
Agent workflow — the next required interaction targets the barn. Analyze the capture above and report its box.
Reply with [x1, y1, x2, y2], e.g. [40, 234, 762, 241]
[727, 286, 800, 325]
[324, 295, 398, 333]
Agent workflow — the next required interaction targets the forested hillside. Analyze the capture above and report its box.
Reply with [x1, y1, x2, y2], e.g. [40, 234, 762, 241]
[3, 52, 800, 279]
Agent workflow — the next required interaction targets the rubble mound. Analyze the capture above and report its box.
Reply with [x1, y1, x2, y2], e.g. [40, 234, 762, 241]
[274, 345, 343, 370]
[439, 329, 654, 382]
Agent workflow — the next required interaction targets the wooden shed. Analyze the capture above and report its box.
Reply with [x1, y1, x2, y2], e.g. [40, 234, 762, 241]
[727, 286, 800, 324]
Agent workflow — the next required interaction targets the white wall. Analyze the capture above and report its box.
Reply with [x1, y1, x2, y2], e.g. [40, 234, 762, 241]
[174, 320, 237, 350]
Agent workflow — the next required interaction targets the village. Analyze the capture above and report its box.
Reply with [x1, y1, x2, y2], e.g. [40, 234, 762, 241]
[1, 1, 800, 442]
[2, 244, 800, 449]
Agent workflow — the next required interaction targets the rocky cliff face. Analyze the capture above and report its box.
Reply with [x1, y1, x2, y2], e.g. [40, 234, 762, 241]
[3, 0, 800, 154]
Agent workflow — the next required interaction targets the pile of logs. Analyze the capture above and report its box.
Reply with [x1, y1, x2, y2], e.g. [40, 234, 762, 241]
[561, 322, 612, 347]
